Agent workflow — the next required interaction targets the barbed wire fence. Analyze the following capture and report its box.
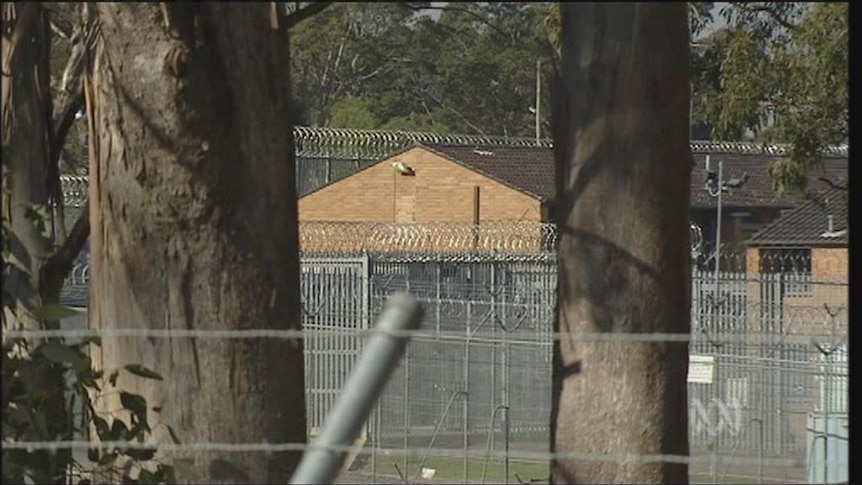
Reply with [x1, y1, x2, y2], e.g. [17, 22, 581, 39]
[23, 220, 849, 484]
[38, 135, 851, 483]
[59, 127, 850, 203]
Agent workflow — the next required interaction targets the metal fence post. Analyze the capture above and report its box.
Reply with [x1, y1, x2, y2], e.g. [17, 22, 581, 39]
[290, 293, 425, 485]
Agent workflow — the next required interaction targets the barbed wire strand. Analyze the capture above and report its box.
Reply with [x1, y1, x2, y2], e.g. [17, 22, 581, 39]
[1, 327, 848, 346]
[4, 440, 843, 469]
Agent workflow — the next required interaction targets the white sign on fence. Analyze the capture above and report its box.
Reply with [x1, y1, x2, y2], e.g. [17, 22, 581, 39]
[688, 354, 715, 384]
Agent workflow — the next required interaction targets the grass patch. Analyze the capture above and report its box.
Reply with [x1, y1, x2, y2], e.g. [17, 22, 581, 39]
[347, 454, 548, 483]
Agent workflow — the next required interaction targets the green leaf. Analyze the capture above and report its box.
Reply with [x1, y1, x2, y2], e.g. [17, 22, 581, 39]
[166, 425, 182, 445]
[37, 341, 85, 366]
[110, 419, 129, 441]
[98, 452, 118, 467]
[5, 405, 31, 427]
[126, 447, 157, 462]
[92, 415, 110, 437]
[138, 469, 158, 484]
[161, 465, 177, 485]
[80, 336, 102, 347]
[33, 410, 48, 437]
[87, 447, 100, 463]
[34, 303, 83, 320]
[124, 364, 164, 381]
[119, 392, 148, 425]
[72, 354, 92, 375]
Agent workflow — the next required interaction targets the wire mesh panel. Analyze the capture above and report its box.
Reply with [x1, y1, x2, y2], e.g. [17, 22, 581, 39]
[44, 222, 848, 484]
[301, 257, 370, 435]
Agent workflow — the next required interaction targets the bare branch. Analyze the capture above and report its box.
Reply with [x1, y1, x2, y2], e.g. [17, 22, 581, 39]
[401, 4, 512, 43]
[736, 4, 797, 31]
[284, 2, 332, 29]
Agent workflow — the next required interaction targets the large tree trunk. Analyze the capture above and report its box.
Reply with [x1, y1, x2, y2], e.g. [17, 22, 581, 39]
[2, 4, 71, 482]
[550, 4, 691, 484]
[85, 4, 306, 483]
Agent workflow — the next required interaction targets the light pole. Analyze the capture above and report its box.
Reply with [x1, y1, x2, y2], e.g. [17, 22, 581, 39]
[702, 155, 749, 484]
[535, 60, 541, 145]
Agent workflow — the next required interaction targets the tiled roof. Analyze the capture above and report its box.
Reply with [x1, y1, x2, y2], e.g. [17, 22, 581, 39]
[690, 154, 848, 208]
[748, 185, 849, 247]
[422, 144, 555, 200]
[419, 143, 848, 208]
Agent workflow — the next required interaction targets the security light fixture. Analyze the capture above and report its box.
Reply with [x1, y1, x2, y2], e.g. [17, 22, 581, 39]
[391, 161, 415, 176]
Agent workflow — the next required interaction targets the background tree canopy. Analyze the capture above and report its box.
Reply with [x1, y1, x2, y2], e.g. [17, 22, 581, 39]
[290, 2, 556, 137]
[292, 2, 847, 192]
[694, 2, 848, 193]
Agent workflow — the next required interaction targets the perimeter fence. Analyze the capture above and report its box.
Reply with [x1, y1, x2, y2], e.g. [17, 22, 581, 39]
[29, 221, 847, 484]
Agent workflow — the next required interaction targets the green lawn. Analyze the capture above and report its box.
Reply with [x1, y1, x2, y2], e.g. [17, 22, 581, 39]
[342, 456, 795, 484]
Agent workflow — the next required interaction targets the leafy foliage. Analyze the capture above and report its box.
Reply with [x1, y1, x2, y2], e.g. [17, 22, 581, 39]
[694, 2, 848, 193]
[291, 2, 556, 137]
[2, 155, 179, 484]
[1, 328, 180, 484]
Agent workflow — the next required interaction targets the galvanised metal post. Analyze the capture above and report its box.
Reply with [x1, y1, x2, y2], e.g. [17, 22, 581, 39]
[290, 293, 425, 485]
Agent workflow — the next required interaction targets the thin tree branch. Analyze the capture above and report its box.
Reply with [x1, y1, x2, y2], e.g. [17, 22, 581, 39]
[737, 4, 797, 31]
[284, 2, 332, 29]
[400, 4, 512, 42]
[39, 201, 89, 301]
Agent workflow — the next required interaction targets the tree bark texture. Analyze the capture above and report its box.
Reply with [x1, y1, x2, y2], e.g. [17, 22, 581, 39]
[2, 2, 53, 327]
[2, 4, 72, 482]
[85, 4, 306, 483]
[551, 4, 691, 484]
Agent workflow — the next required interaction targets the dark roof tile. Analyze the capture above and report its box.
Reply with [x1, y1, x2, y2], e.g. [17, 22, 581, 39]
[690, 154, 847, 208]
[748, 185, 848, 246]
[419, 143, 848, 209]
[421, 144, 555, 200]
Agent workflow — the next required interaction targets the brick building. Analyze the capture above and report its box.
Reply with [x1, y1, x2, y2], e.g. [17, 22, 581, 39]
[745, 184, 849, 324]
[742, 185, 848, 450]
[298, 142, 847, 255]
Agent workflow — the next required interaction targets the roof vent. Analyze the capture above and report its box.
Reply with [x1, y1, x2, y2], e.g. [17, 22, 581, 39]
[473, 149, 494, 156]
[819, 214, 847, 238]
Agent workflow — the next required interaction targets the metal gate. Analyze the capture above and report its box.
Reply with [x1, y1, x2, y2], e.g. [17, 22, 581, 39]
[301, 256, 370, 437]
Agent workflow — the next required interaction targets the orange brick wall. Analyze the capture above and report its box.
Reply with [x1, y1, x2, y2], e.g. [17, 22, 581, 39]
[744, 246, 848, 337]
[811, 247, 848, 280]
[298, 147, 544, 223]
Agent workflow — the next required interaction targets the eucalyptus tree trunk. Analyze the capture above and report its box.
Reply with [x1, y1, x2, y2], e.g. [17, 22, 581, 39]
[2, 5, 71, 483]
[550, 4, 692, 483]
[85, 4, 306, 483]
[2, 3, 53, 332]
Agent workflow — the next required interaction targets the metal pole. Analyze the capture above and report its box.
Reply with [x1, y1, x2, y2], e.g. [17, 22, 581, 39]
[490, 262, 498, 450]
[711, 160, 723, 485]
[464, 296, 472, 484]
[290, 294, 425, 485]
[535, 60, 541, 145]
[823, 348, 830, 485]
[504, 406, 510, 485]
[403, 343, 410, 480]
[714, 160, 723, 289]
